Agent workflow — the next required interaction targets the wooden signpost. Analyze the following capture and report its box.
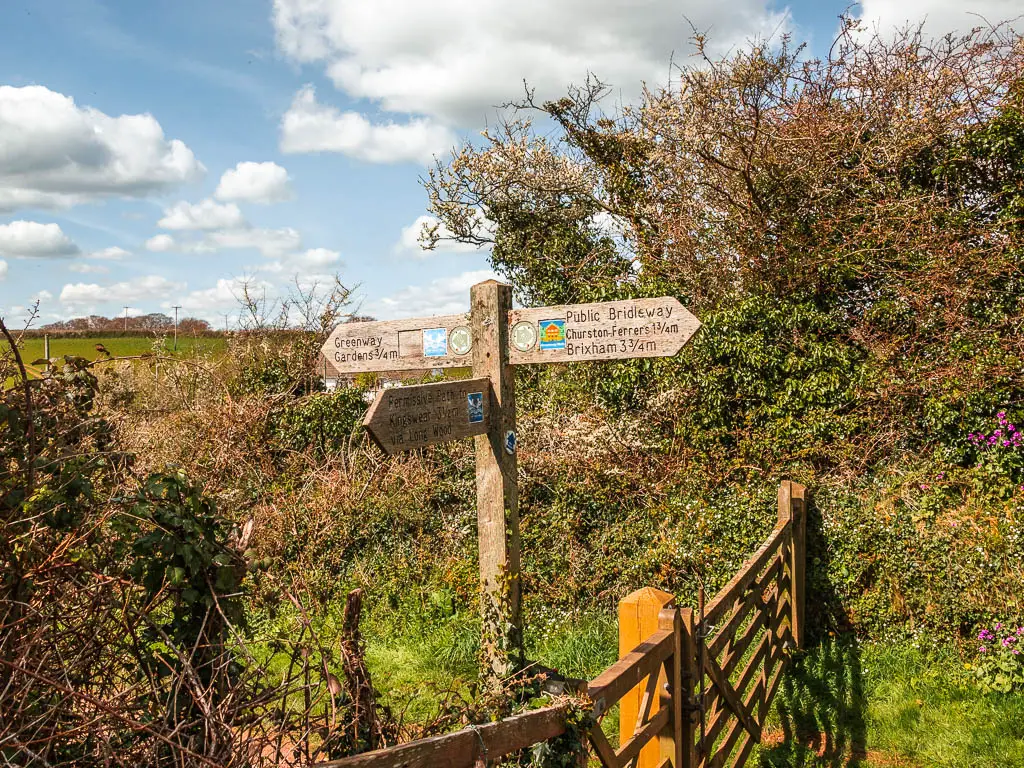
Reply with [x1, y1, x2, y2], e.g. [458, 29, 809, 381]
[362, 377, 490, 454]
[324, 281, 700, 680]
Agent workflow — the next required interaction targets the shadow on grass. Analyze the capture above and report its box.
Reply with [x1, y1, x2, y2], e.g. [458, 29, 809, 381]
[759, 638, 867, 767]
[758, 491, 868, 767]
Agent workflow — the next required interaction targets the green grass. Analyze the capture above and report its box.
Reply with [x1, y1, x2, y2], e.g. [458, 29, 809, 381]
[756, 638, 1024, 767]
[354, 610, 1023, 767]
[10, 335, 226, 364]
[3, 337, 227, 383]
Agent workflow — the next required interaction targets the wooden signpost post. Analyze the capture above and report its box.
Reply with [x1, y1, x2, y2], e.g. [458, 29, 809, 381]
[324, 281, 700, 680]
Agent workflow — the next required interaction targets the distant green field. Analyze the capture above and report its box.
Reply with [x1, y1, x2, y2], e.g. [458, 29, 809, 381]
[4, 336, 226, 368]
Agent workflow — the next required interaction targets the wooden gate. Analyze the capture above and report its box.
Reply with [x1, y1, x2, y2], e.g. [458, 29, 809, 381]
[317, 481, 807, 768]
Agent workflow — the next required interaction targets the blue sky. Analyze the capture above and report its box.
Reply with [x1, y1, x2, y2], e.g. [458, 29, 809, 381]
[0, 0, 1016, 327]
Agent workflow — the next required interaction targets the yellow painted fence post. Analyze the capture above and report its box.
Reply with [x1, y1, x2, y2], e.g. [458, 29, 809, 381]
[619, 587, 675, 768]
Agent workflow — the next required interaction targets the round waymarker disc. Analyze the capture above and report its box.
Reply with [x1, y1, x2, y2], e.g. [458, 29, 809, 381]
[511, 321, 537, 352]
[449, 326, 472, 355]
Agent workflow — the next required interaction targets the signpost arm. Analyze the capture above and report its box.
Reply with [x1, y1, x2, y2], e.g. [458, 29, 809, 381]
[471, 280, 523, 682]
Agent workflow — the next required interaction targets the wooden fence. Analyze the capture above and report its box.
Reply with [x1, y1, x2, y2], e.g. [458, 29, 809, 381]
[318, 481, 806, 768]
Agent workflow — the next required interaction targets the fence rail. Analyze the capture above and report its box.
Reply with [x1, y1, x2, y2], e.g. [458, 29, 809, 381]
[318, 481, 806, 768]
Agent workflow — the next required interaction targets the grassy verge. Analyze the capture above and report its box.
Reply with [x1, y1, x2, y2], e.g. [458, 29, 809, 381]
[757, 638, 1024, 767]
[357, 610, 1023, 767]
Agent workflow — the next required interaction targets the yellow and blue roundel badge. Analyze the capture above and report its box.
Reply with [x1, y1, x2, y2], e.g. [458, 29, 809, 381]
[538, 319, 565, 350]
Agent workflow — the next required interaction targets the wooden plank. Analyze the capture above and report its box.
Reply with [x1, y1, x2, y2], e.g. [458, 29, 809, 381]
[617, 707, 670, 768]
[635, 664, 662, 735]
[703, 579, 784, 752]
[323, 314, 472, 373]
[679, 609, 698, 768]
[315, 704, 567, 768]
[658, 607, 683, 768]
[707, 574, 768, 660]
[472, 281, 522, 679]
[721, 607, 765, 679]
[590, 723, 621, 768]
[708, 663, 774, 768]
[770, 596, 792, 641]
[734, 630, 771, 702]
[704, 524, 788, 628]
[589, 628, 675, 716]
[508, 298, 701, 365]
[362, 377, 490, 454]
[759, 647, 787, 723]
[702, 634, 769, 750]
[618, 588, 675, 768]
[702, 654, 760, 742]
[707, 717, 746, 768]
[726, 732, 755, 768]
[790, 483, 808, 648]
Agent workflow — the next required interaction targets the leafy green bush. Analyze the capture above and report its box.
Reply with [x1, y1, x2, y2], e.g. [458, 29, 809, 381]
[974, 622, 1024, 693]
[268, 388, 368, 455]
[418, 22, 1024, 645]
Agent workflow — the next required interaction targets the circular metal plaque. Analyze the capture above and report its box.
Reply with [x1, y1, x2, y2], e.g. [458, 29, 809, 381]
[511, 321, 537, 352]
[449, 326, 472, 355]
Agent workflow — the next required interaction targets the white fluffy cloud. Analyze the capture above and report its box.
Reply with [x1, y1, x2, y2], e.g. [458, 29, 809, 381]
[272, 0, 790, 126]
[145, 234, 176, 252]
[0, 221, 79, 258]
[0, 260, 7, 280]
[291, 247, 341, 268]
[88, 246, 132, 260]
[203, 227, 302, 258]
[259, 247, 342, 274]
[215, 161, 293, 204]
[158, 198, 246, 230]
[0, 85, 203, 212]
[280, 85, 456, 163]
[144, 227, 302, 258]
[396, 214, 490, 257]
[365, 268, 498, 319]
[60, 274, 186, 307]
[856, 0, 1021, 36]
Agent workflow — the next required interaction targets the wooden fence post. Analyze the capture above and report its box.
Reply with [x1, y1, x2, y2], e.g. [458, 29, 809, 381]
[777, 481, 807, 648]
[678, 607, 698, 768]
[658, 607, 683, 768]
[619, 588, 674, 768]
[471, 280, 522, 680]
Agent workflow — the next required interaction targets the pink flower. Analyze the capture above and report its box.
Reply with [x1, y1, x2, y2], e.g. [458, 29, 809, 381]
[980, 646, 987, 653]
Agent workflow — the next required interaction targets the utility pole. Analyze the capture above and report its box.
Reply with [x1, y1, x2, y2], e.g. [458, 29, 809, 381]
[222, 312, 230, 333]
[171, 305, 181, 351]
[123, 306, 130, 331]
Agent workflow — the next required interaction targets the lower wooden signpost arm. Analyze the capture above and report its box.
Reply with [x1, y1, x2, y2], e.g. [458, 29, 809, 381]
[471, 280, 523, 683]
